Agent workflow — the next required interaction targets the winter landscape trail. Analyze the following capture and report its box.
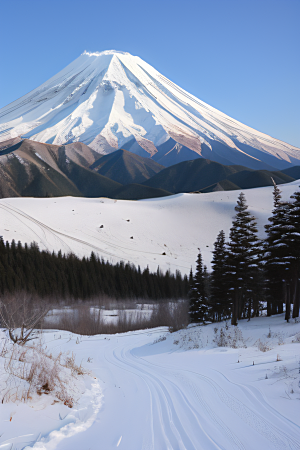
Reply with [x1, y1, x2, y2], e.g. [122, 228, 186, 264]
[15, 316, 299, 450]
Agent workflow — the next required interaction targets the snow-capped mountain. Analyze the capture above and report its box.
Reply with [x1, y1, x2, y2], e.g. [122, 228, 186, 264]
[0, 50, 299, 169]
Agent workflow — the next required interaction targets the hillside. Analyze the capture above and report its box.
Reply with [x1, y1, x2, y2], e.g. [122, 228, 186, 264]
[0, 139, 299, 200]
[281, 166, 300, 180]
[0, 140, 122, 199]
[0, 140, 170, 200]
[143, 159, 240, 193]
[91, 149, 165, 185]
[1, 180, 300, 274]
[0, 140, 82, 198]
[143, 158, 297, 193]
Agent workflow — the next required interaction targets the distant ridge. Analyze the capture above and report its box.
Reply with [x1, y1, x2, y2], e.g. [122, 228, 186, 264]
[0, 139, 169, 200]
[0, 140, 298, 200]
[143, 158, 296, 193]
[91, 149, 164, 185]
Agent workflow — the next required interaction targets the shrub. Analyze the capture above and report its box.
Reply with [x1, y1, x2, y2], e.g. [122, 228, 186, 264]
[0, 339, 85, 406]
[43, 299, 189, 335]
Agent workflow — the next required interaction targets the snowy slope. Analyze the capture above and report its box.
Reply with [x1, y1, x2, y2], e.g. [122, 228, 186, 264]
[0, 50, 299, 169]
[1, 181, 300, 274]
[1, 314, 300, 449]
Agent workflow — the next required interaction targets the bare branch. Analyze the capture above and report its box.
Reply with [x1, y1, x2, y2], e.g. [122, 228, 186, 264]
[0, 292, 50, 345]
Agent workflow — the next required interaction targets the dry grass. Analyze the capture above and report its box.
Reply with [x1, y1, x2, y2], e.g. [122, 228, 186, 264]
[0, 339, 85, 406]
[256, 339, 271, 352]
[43, 299, 189, 335]
[213, 326, 247, 349]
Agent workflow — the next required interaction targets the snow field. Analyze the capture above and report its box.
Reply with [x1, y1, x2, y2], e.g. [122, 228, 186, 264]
[0, 314, 299, 449]
[1, 180, 300, 274]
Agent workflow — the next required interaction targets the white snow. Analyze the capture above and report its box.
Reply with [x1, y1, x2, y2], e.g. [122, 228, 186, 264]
[0, 330, 102, 450]
[34, 152, 45, 162]
[1, 181, 300, 273]
[0, 50, 299, 167]
[1, 314, 299, 449]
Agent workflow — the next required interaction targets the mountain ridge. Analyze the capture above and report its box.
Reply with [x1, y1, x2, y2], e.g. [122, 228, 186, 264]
[91, 149, 165, 185]
[0, 139, 171, 200]
[0, 139, 299, 200]
[143, 158, 296, 193]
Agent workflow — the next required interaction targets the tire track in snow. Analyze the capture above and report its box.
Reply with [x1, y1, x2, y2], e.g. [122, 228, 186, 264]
[0, 203, 125, 260]
[0, 203, 189, 269]
[122, 346, 244, 450]
[0, 203, 73, 254]
[213, 369, 300, 434]
[135, 355, 300, 450]
[104, 340, 242, 449]
[0, 202, 191, 271]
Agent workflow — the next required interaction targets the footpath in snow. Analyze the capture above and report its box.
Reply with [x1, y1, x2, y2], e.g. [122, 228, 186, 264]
[1, 314, 300, 450]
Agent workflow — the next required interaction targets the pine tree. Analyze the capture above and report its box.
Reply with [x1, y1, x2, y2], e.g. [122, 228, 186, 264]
[286, 189, 300, 318]
[264, 184, 290, 317]
[226, 192, 262, 325]
[189, 250, 210, 323]
[210, 230, 230, 321]
[0, 239, 188, 301]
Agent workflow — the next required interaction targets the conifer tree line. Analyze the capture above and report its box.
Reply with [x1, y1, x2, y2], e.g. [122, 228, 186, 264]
[189, 185, 300, 325]
[0, 239, 189, 300]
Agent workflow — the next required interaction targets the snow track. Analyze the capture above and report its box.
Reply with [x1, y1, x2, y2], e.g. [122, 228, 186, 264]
[27, 325, 299, 450]
[1, 316, 300, 449]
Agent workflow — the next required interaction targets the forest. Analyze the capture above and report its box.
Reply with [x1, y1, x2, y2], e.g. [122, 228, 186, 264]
[0, 239, 188, 301]
[189, 184, 300, 325]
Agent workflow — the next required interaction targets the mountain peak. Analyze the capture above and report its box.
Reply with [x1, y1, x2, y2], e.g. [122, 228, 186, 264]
[82, 50, 131, 57]
[0, 51, 299, 170]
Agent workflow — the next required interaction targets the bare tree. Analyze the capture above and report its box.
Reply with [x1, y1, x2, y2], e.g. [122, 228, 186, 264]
[0, 292, 50, 345]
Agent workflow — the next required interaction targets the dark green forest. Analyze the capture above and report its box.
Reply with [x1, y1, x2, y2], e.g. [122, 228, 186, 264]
[0, 239, 188, 300]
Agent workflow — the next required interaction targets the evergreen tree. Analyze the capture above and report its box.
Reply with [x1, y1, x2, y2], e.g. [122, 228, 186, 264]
[226, 192, 262, 325]
[286, 189, 300, 318]
[264, 184, 290, 317]
[189, 250, 210, 323]
[0, 239, 188, 301]
[210, 230, 230, 321]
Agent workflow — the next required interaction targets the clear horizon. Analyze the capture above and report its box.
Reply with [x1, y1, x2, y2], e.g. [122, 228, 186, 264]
[0, 0, 299, 147]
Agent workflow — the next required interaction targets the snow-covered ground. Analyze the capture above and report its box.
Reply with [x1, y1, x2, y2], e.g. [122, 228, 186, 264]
[1, 314, 299, 450]
[1, 181, 300, 273]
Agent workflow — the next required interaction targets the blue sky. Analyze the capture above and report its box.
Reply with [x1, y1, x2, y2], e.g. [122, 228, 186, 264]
[1, 0, 299, 147]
